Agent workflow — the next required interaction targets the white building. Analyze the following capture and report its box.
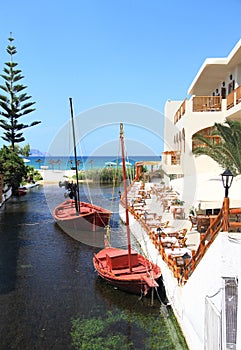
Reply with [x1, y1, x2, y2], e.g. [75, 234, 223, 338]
[162, 39, 241, 179]
[157, 40, 241, 349]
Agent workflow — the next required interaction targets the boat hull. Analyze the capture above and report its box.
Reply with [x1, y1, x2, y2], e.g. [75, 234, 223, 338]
[93, 247, 162, 296]
[17, 187, 27, 196]
[53, 199, 112, 243]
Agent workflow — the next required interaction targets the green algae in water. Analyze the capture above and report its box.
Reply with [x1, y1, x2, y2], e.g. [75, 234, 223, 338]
[71, 308, 188, 350]
[20, 264, 32, 269]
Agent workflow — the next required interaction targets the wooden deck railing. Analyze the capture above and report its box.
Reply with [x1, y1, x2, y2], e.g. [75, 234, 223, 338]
[236, 85, 241, 105]
[192, 96, 222, 112]
[173, 85, 241, 124]
[174, 99, 186, 124]
[226, 85, 241, 109]
[183, 209, 224, 281]
[227, 90, 235, 110]
[182, 203, 241, 283]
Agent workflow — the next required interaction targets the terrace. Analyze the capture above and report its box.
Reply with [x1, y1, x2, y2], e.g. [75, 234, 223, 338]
[174, 84, 241, 124]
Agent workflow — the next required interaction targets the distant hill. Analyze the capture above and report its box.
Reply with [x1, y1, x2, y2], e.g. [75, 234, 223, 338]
[30, 149, 49, 157]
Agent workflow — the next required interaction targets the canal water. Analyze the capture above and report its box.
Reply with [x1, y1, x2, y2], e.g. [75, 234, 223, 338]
[0, 184, 188, 350]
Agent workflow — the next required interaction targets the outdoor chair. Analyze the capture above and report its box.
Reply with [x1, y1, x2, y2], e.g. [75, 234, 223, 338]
[189, 215, 197, 230]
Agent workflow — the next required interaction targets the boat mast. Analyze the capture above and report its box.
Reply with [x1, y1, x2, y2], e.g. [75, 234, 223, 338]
[69, 97, 80, 214]
[120, 123, 132, 272]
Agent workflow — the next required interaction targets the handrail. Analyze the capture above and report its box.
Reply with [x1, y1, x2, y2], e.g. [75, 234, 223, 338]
[174, 99, 187, 124]
[193, 96, 222, 112]
[183, 209, 224, 281]
[173, 85, 241, 124]
[227, 90, 235, 110]
[236, 85, 241, 104]
[182, 203, 241, 282]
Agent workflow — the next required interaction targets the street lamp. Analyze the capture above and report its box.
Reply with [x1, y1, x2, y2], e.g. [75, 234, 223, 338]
[157, 226, 162, 236]
[221, 168, 233, 231]
[221, 168, 233, 198]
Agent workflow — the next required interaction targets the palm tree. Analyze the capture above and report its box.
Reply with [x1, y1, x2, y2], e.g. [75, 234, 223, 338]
[36, 158, 43, 169]
[56, 159, 61, 170]
[88, 159, 94, 169]
[48, 159, 56, 170]
[192, 119, 241, 175]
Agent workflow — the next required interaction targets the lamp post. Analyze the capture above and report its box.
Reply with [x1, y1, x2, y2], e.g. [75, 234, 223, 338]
[157, 226, 162, 251]
[221, 168, 233, 198]
[157, 226, 162, 237]
[221, 168, 233, 231]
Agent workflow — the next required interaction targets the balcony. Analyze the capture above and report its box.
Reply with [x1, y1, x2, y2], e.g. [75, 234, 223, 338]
[192, 96, 222, 112]
[162, 151, 180, 165]
[174, 99, 186, 124]
[161, 151, 182, 175]
[227, 85, 241, 109]
[173, 84, 241, 124]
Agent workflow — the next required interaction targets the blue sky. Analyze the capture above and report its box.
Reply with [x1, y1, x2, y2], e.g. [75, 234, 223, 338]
[1, 0, 241, 156]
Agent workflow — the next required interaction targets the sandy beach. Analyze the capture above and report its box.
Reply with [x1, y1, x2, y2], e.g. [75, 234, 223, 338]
[37, 169, 77, 185]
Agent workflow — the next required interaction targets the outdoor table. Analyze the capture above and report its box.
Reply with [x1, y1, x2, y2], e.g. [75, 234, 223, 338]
[165, 247, 191, 258]
[161, 236, 178, 245]
[196, 214, 217, 233]
[170, 206, 185, 219]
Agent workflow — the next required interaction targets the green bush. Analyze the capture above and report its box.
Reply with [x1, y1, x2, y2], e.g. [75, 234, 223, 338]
[72, 167, 134, 184]
[0, 146, 27, 192]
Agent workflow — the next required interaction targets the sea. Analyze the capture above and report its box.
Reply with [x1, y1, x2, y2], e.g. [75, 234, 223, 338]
[26, 155, 162, 171]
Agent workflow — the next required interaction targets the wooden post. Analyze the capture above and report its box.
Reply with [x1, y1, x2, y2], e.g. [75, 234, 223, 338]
[223, 197, 230, 231]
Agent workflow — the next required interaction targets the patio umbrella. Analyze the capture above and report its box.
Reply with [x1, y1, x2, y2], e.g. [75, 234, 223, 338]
[105, 161, 117, 167]
[119, 161, 132, 166]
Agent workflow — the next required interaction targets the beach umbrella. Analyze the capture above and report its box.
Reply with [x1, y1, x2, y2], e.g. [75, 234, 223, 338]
[119, 161, 132, 166]
[105, 161, 117, 167]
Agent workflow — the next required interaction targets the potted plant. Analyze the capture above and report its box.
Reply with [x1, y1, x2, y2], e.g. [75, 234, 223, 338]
[173, 198, 184, 206]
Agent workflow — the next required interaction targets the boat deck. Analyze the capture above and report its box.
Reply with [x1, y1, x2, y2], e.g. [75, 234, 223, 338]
[112, 265, 150, 275]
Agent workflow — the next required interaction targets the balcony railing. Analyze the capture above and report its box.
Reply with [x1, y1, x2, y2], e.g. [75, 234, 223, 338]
[162, 151, 180, 166]
[236, 85, 241, 105]
[173, 84, 241, 124]
[192, 96, 222, 112]
[227, 90, 235, 110]
[174, 99, 186, 124]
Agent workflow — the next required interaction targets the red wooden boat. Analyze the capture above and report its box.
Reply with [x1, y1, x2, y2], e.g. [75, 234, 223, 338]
[93, 124, 161, 296]
[17, 186, 27, 196]
[93, 246, 161, 295]
[53, 98, 112, 240]
[53, 199, 112, 237]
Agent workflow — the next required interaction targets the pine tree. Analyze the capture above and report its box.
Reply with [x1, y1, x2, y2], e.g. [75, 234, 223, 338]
[0, 34, 41, 151]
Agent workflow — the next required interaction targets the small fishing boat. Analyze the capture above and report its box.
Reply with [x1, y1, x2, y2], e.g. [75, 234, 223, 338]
[17, 186, 27, 196]
[53, 98, 112, 239]
[53, 198, 112, 236]
[17, 183, 39, 196]
[93, 123, 162, 296]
